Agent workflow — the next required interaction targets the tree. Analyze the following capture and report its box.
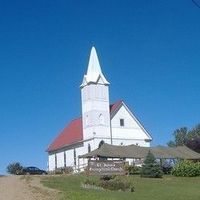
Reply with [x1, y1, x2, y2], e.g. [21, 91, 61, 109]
[7, 162, 23, 175]
[141, 151, 162, 178]
[167, 140, 176, 147]
[167, 123, 200, 153]
[188, 124, 200, 139]
[186, 137, 200, 153]
[167, 127, 188, 147]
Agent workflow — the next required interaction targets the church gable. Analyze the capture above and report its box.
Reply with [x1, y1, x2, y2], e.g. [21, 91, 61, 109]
[111, 101, 152, 141]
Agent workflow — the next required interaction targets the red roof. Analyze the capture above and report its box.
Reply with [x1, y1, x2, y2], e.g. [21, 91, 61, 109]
[47, 100, 123, 152]
[47, 118, 83, 152]
[110, 100, 123, 115]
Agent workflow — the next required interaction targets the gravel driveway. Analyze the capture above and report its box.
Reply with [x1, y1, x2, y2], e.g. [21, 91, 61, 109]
[0, 175, 58, 200]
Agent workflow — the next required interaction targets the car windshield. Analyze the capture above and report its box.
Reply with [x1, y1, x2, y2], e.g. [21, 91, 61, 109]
[27, 167, 40, 171]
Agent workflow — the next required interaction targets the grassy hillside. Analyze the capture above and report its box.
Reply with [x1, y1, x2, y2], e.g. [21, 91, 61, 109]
[42, 175, 200, 200]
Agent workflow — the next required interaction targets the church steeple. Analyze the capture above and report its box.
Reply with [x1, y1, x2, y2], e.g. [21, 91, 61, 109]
[80, 47, 111, 142]
[80, 47, 109, 87]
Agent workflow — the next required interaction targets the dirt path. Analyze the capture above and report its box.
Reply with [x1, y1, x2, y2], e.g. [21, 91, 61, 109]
[0, 175, 59, 200]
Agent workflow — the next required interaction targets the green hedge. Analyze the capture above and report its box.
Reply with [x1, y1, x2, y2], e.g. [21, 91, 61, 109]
[172, 161, 200, 177]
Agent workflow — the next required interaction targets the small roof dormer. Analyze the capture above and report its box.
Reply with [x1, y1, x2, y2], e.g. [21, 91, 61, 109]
[80, 47, 109, 88]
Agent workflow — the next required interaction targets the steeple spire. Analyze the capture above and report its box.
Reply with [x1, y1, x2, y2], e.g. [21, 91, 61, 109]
[87, 47, 102, 75]
[80, 47, 109, 87]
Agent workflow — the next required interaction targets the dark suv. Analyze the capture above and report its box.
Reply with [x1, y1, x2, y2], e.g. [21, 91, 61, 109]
[20, 166, 47, 175]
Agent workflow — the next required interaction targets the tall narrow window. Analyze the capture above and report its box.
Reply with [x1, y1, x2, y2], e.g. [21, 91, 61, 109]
[99, 114, 104, 125]
[120, 119, 124, 127]
[88, 144, 91, 153]
[74, 149, 76, 166]
[64, 152, 66, 167]
[55, 154, 57, 169]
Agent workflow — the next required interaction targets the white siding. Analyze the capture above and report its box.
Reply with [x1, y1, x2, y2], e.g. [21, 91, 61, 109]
[81, 82, 111, 140]
[65, 149, 74, 167]
[111, 105, 151, 140]
[56, 152, 64, 168]
[112, 139, 150, 147]
[48, 154, 55, 171]
[48, 137, 113, 171]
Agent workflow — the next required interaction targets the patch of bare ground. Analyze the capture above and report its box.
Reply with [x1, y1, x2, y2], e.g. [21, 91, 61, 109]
[0, 175, 59, 200]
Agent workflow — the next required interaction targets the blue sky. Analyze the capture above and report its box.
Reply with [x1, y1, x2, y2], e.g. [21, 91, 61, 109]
[0, 0, 200, 174]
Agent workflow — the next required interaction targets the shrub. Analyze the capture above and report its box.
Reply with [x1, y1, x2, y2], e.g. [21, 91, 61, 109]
[99, 176, 134, 192]
[83, 176, 134, 192]
[63, 166, 73, 174]
[7, 162, 23, 175]
[54, 166, 73, 174]
[124, 164, 141, 175]
[141, 151, 163, 178]
[83, 178, 97, 186]
[172, 160, 200, 177]
[100, 175, 116, 181]
[161, 161, 173, 174]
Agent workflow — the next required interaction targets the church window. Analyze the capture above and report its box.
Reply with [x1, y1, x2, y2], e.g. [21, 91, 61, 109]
[74, 149, 76, 166]
[98, 140, 105, 149]
[120, 119, 124, 127]
[55, 154, 57, 169]
[85, 115, 89, 126]
[99, 114, 104, 125]
[88, 144, 91, 153]
[64, 152, 66, 167]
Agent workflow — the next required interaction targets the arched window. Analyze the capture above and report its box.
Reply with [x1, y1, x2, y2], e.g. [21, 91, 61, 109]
[98, 140, 105, 149]
[99, 114, 105, 125]
[88, 144, 91, 153]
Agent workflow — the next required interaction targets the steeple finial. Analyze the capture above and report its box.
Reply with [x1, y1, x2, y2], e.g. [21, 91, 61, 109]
[87, 47, 102, 75]
[80, 47, 109, 87]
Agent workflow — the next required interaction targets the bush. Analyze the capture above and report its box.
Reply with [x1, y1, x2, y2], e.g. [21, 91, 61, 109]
[100, 176, 134, 192]
[100, 175, 116, 181]
[172, 160, 200, 177]
[141, 151, 163, 178]
[7, 162, 23, 175]
[124, 164, 141, 175]
[83, 176, 134, 192]
[83, 178, 97, 186]
[54, 167, 73, 174]
[161, 161, 173, 174]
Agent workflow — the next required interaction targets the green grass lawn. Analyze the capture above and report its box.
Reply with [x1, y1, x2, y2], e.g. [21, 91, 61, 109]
[42, 175, 200, 200]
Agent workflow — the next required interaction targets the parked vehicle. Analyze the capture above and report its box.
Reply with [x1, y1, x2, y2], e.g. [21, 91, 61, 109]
[20, 166, 47, 175]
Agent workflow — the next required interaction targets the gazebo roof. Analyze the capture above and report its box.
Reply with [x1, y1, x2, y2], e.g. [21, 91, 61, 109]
[79, 143, 200, 160]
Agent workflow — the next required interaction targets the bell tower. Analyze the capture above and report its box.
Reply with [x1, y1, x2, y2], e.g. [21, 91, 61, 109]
[80, 47, 111, 141]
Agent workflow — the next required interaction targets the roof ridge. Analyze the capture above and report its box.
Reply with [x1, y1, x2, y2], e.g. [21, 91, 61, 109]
[110, 99, 123, 105]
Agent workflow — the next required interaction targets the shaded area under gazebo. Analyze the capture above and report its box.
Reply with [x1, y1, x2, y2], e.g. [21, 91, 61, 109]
[79, 143, 200, 160]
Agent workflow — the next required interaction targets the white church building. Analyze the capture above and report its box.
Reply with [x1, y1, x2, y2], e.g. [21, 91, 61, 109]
[47, 47, 152, 171]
